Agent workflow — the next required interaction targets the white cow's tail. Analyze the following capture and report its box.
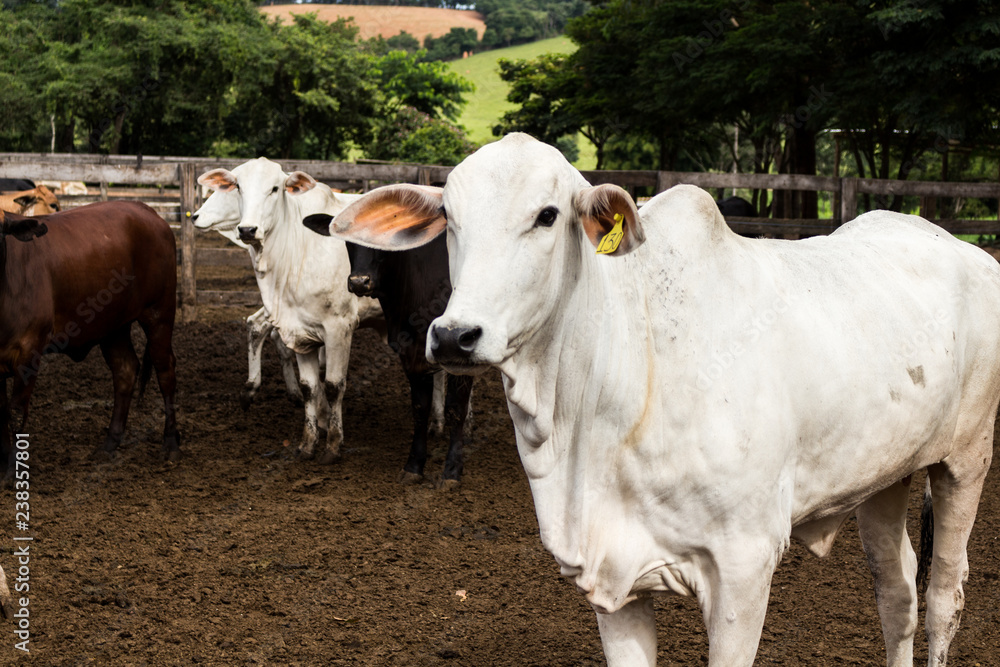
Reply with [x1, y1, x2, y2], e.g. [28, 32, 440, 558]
[916, 479, 934, 592]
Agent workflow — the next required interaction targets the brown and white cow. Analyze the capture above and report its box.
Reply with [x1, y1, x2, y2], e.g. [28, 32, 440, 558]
[0, 202, 180, 478]
[0, 185, 60, 217]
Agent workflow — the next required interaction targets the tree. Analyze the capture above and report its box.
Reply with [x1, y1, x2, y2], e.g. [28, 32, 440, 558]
[373, 49, 473, 121]
[0, 0, 476, 159]
[386, 31, 421, 53]
[422, 27, 479, 61]
[831, 1, 1000, 209]
[229, 13, 379, 160]
[367, 106, 476, 166]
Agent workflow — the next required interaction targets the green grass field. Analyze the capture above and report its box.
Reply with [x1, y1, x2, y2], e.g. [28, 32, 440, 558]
[448, 36, 597, 169]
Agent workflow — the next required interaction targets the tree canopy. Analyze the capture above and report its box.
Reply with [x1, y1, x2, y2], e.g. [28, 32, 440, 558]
[496, 0, 1000, 213]
[0, 0, 475, 163]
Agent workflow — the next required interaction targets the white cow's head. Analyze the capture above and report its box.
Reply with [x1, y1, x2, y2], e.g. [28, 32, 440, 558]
[198, 157, 315, 243]
[319, 133, 643, 373]
[191, 188, 248, 250]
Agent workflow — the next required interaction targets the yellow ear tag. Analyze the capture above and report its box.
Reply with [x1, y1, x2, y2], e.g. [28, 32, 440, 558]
[595, 214, 624, 255]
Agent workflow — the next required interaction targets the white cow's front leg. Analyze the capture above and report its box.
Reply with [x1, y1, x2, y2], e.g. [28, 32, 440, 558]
[319, 323, 353, 465]
[272, 330, 304, 406]
[294, 350, 327, 460]
[241, 308, 271, 412]
[597, 597, 657, 666]
[857, 479, 917, 666]
[700, 546, 776, 666]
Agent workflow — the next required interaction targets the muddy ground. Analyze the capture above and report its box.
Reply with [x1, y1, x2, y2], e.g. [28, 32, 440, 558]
[3, 307, 1000, 666]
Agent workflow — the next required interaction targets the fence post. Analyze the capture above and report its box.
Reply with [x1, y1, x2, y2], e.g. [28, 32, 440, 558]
[840, 177, 858, 223]
[656, 171, 678, 194]
[179, 163, 198, 323]
[919, 196, 937, 221]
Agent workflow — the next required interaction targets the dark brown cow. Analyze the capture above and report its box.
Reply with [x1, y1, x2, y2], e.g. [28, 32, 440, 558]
[0, 202, 180, 478]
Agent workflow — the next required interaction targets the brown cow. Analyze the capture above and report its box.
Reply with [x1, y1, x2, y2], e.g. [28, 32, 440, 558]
[0, 202, 180, 479]
[0, 185, 60, 216]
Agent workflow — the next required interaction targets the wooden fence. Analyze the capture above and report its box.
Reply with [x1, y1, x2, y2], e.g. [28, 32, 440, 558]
[2, 153, 998, 322]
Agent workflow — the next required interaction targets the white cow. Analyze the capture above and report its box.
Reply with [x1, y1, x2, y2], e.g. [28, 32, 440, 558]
[321, 133, 1000, 666]
[198, 158, 384, 462]
[194, 169, 448, 439]
[193, 189, 303, 409]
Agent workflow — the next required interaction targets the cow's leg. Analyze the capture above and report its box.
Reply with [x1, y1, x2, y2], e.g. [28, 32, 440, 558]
[97, 327, 140, 456]
[241, 308, 270, 411]
[596, 597, 657, 666]
[428, 371, 445, 437]
[142, 320, 180, 461]
[0, 378, 11, 483]
[924, 420, 993, 666]
[6, 376, 35, 485]
[320, 325, 353, 465]
[317, 321, 353, 465]
[439, 373, 474, 489]
[697, 545, 776, 666]
[273, 331, 303, 406]
[401, 371, 435, 484]
[857, 479, 917, 666]
[294, 350, 326, 461]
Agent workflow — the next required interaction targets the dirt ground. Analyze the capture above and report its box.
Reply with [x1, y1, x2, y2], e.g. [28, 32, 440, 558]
[3, 305, 1000, 666]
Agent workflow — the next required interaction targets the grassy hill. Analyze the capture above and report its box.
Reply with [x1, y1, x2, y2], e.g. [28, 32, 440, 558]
[447, 36, 597, 169]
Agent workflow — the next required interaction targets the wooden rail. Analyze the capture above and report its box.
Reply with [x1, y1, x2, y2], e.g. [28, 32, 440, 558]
[2, 153, 998, 321]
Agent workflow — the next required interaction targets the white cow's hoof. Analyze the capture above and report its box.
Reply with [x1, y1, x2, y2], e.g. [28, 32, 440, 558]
[316, 448, 341, 465]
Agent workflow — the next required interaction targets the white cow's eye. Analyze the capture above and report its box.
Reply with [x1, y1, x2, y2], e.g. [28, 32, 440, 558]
[270, 186, 279, 194]
[535, 207, 558, 228]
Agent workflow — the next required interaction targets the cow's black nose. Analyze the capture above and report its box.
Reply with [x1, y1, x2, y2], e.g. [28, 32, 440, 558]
[430, 324, 482, 360]
[238, 226, 257, 242]
[347, 273, 373, 296]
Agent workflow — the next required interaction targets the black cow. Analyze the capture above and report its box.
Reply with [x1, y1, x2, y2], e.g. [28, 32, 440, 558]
[716, 195, 756, 217]
[0, 179, 36, 194]
[304, 216, 473, 488]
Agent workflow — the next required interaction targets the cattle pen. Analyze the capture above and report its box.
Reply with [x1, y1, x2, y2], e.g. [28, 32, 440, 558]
[3, 151, 1000, 665]
[2, 152, 999, 323]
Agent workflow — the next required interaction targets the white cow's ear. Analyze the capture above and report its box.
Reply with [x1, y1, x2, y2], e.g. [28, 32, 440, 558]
[285, 171, 317, 195]
[574, 184, 644, 256]
[330, 184, 445, 250]
[198, 169, 238, 193]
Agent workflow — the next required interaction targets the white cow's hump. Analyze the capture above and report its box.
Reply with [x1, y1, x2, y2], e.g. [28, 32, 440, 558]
[637, 184, 733, 251]
[834, 208, 948, 240]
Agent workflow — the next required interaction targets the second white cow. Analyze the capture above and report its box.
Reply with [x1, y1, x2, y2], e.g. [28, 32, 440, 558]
[193, 188, 303, 409]
[198, 158, 381, 462]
